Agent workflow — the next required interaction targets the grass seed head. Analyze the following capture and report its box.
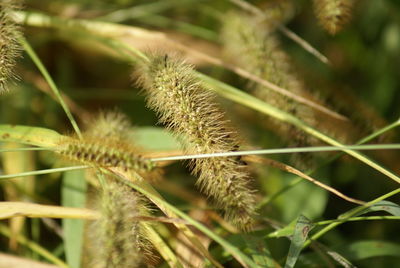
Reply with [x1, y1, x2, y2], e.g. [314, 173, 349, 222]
[313, 0, 354, 35]
[0, 0, 22, 94]
[88, 179, 152, 268]
[136, 53, 257, 230]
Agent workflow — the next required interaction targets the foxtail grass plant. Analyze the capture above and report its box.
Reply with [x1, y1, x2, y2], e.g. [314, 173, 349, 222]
[136, 53, 257, 230]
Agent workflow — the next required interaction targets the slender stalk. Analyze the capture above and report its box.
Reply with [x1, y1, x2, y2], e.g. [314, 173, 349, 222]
[150, 144, 400, 162]
[18, 37, 82, 139]
[314, 216, 400, 226]
[0, 147, 52, 153]
[303, 188, 400, 248]
[0, 166, 88, 180]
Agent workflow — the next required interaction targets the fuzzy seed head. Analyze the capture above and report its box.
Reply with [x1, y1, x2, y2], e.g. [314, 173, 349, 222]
[313, 0, 354, 35]
[88, 179, 152, 268]
[0, 0, 22, 93]
[57, 136, 155, 174]
[136, 54, 257, 229]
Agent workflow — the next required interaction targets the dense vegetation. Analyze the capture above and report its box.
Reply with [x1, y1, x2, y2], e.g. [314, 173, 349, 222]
[0, 0, 399, 267]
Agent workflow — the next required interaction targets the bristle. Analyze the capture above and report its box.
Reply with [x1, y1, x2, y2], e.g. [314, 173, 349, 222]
[136, 54, 257, 230]
[313, 0, 354, 35]
[0, 0, 22, 93]
[56, 136, 155, 174]
[88, 179, 152, 268]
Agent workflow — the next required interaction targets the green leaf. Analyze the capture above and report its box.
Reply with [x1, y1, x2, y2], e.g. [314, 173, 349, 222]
[62, 169, 87, 268]
[280, 174, 328, 222]
[338, 240, 400, 260]
[0, 124, 61, 147]
[130, 127, 180, 151]
[285, 215, 314, 268]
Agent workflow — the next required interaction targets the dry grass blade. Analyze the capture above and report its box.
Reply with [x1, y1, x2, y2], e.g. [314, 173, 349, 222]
[0, 202, 100, 220]
[245, 155, 366, 205]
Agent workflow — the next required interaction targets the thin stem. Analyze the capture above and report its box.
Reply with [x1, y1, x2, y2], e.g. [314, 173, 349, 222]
[357, 119, 400, 145]
[0, 147, 53, 153]
[303, 188, 400, 248]
[0, 166, 89, 180]
[18, 37, 82, 139]
[314, 216, 400, 226]
[150, 144, 400, 162]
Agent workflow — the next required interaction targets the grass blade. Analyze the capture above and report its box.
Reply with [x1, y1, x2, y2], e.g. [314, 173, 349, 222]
[62, 169, 87, 268]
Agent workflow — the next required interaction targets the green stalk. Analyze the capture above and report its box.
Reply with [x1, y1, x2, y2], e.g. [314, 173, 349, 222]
[18, 37, 82, 139]
[0, 166, 88, 180]
[314, 216, 400, 225]
[303, 188, 400, 248]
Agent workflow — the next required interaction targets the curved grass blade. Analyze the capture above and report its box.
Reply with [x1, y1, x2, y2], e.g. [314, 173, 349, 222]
[18, 38, 82, 139]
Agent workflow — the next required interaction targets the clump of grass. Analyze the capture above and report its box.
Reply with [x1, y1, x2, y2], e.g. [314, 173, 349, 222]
[0, 0, 22, 93]
[136, 53, 257, 230]
[313, 0, 355, 35]
[87, 178, 152, 268]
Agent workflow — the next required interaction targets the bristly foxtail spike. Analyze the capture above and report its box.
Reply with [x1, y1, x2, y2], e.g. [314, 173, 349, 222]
[55, 110, 158, 180]
[87, 178, 153, 268]
[313, 0, 355, 35]
[0, 0, 23, 94]
[135, 52, 257, 230]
